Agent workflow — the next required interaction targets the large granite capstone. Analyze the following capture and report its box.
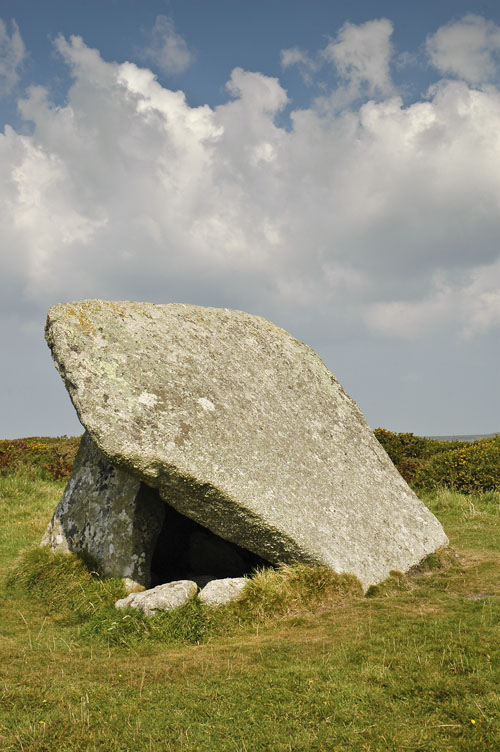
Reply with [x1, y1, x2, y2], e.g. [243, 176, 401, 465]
[43, 300, 448, 590]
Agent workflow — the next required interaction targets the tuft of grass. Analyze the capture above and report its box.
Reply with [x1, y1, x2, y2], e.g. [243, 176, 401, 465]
[423, 487, 500, 552]
[5, 546, 126, 621]
[82, 597, 232, 647]
[5, 544, 225, 648]
[233, 563, 363, 621]
[408, 545, 460, 575]
[365, 569, 411, 598]
[366, 548, 460, 597]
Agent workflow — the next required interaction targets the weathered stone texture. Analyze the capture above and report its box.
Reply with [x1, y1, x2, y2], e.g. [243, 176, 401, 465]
[44, 300, 448, 589]
[198, 577, 248, 606]
[115, 580, 197, 616]
[42, 431, 164, 587]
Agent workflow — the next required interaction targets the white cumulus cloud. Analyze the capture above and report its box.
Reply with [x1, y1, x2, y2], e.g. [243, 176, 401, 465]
[322, 18, 395, 99]
[140, 14, 194, 76]
[426, 14, 500, 85]
[1, 22, 500, 348]
[280, 46, 318, 85]
[0, 18, 25, 95]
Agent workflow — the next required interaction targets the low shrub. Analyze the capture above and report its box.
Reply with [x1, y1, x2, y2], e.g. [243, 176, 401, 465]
[413, 436, 500, 493]
[374, 428, 500, 492]
[374, 428, 429, 468]
[0, 436, 80, 481]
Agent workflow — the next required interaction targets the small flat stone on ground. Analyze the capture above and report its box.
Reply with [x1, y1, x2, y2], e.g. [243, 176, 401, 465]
[115, 580, 197, 616]
[198, 577, 248, 605]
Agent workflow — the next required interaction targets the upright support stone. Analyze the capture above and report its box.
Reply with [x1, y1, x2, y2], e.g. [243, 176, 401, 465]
[42, 432, 165, 587]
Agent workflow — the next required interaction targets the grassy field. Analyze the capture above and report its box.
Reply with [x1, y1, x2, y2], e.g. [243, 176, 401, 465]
[1, 469, 500, 751]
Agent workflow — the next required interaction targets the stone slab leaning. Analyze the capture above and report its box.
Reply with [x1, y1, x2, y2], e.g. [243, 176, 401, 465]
[42, 300, 448, 591]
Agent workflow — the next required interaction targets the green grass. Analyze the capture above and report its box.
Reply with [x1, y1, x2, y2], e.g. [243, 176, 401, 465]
[1, 471, 500, 751]
[0, 470, 66, 569]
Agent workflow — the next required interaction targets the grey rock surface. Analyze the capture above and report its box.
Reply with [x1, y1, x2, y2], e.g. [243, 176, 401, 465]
[115, 580, 198, 616]
[198, 577, 248, 606]
[42, 431, 164, 587]
[45, 300, 448, 589]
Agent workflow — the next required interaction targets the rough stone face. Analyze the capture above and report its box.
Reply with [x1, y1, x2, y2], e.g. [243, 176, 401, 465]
[115, 580, 198, 616]
[198, 577, 248, 606]
[42, 431, 165, 587]
[44, 300, 448, 590]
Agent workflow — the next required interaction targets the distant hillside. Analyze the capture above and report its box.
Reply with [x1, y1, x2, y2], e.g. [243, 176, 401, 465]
[426, 433, 499, 442]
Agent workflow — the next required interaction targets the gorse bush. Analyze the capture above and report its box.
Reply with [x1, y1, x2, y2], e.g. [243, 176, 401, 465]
[0, 436, 80, 481]
[373, 428, 464, 483]
[413, 436, 500, 493]
[374, 428, 500, 492]
[2, 430, 499, 492]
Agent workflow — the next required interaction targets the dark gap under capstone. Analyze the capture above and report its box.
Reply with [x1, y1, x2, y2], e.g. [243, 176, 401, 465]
[140, 484, 270, 588]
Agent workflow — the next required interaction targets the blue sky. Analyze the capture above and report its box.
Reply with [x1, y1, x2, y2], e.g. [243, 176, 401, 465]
[1, 0, 500, 438]
[3, 0, 499, 115]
